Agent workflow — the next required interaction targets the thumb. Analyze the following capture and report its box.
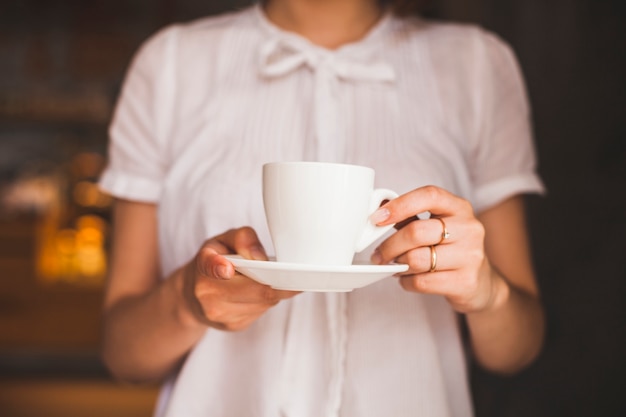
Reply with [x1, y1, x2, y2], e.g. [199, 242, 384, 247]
[196, 246, 234, 280]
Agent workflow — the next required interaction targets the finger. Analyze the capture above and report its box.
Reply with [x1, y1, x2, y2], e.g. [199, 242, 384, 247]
[196, 246, 235, 280]
[398, 269, 491, 313]
[217, 227, 268, 261]
[373, 217, 457, 264]
[230, 274, 300, 302]
[394, 243, 461, 275]
[398, 270, 468, 296]
[371, 185, 473, 226]
[196, 245, 298, 299]
[209, 271, 300, 303]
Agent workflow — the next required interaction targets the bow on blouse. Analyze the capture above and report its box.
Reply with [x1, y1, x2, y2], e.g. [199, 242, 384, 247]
[259, 37, 396, 162]
[258, 36, 396, 417]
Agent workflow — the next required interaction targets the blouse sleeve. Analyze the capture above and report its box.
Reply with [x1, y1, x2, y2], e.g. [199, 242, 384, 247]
[98, 26, 178, 203]
[469, 29, 545, 213]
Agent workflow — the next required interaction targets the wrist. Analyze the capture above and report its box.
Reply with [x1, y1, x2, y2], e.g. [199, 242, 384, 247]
[465, 261, 511, 316]
[477, 263, 511, 315]
[169, 266, 207, 330]
[488, 268, 511, 312]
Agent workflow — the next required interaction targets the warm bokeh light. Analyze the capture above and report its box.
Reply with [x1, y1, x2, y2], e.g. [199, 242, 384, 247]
[37, 215, 107, 286]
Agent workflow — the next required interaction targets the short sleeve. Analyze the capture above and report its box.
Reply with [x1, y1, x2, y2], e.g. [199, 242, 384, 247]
[469, 30, 545, 213]
[98, 26, 178, 203]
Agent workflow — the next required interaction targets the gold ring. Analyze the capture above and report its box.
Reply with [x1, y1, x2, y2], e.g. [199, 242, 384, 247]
[429, 245, 437, 272]
[434, 217, 450, 245]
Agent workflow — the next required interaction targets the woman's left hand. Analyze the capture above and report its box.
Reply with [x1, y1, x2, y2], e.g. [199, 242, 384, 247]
[370, 185, 501, 314]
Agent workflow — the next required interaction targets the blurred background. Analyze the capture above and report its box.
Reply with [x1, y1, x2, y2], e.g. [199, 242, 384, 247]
[0, 0, 624, 416]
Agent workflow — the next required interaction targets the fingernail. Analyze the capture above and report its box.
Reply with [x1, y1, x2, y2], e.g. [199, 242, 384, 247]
[370, 208, 391, 224]
[214, 264, 230, 279]
[371, 249, 382, 265]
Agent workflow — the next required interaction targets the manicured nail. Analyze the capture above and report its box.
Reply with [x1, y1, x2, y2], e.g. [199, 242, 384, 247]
[371, 249, 383, 265]
[370, 208, 391, 224]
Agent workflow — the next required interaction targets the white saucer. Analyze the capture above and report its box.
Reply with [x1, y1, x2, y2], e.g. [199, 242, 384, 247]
[223, 255, 408, 292]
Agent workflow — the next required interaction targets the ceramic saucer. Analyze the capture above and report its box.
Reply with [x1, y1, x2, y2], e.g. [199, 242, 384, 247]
[223, 255, 408, 292]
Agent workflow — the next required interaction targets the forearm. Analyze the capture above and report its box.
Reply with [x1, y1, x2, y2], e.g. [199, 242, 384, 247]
[465, 268, 545, 375]
[101, 268, 207, 383]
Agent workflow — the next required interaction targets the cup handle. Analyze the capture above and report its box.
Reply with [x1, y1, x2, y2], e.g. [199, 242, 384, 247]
[355, 188, 399, 252]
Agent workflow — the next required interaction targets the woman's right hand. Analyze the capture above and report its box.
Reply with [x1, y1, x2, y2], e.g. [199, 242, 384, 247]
[181, 227, 299, 331]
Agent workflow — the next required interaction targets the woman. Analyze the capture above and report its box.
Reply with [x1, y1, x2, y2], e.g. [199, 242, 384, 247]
[99, 0, 545, 415]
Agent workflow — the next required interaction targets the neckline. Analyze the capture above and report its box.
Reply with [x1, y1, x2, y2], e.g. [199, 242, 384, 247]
[252, 3, 394, 56]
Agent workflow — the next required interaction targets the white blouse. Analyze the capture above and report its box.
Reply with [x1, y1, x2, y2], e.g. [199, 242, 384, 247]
[100, 4, 544, 417]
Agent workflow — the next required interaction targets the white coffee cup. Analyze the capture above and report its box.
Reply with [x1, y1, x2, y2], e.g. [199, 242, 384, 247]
[263, 162, 398, 266]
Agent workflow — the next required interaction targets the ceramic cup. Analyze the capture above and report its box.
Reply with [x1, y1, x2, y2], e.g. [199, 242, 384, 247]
[262, 162, 398, 266]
